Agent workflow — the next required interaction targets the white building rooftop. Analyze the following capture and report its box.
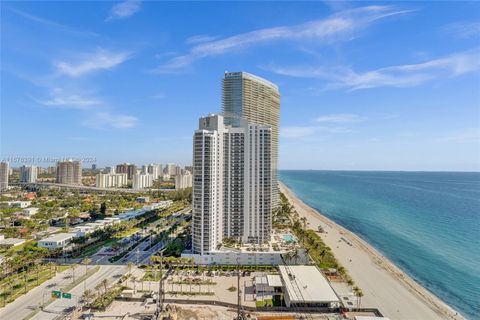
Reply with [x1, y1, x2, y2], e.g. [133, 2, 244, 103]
[267, 274, 283, 287]
[0, 238, 26, 247]
[279, 265, 340, 304]
[39, 233, 75, 243]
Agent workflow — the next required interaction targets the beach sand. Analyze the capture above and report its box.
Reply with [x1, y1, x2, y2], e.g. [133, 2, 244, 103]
[279, 183, 464, 320]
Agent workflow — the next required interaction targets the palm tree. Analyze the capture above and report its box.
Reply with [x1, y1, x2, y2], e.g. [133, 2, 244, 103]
[127, 262, 133, 276]
[82, 289, 95, 307]
[81, 258, 91, 292]
[300, 217, 308, 230]
[23, 266, 28, 294]
[131, 275, 137, 293]
[356, 288, 364, 307]
[346, 278, 354, 288]
[71, 264, 78, 283]
[101, 279, 109, 294]
[47, 262, 56, 278]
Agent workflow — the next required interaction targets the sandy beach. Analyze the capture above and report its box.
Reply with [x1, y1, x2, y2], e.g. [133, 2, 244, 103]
[279, 183, 464, 320]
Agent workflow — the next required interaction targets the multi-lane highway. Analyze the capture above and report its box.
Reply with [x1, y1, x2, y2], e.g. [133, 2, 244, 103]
[0, 266, 89, 320]
[31, 265, 127, 320]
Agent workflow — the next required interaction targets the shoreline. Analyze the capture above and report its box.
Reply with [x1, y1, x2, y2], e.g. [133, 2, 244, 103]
[279, 182, 464, 320]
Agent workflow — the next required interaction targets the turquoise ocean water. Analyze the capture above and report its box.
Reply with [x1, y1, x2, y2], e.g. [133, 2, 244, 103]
[279, 170, 480, 319]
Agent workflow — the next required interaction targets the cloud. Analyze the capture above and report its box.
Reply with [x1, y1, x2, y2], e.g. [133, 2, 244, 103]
[443, 21, 480, 39]
[281, 125, 352, 138]
[83, 112, 138, 129]
[267, 48, 480, 90]
[106, 1, 142, 21]
[315, 113, 367, 123]
[153, 6, 412, 73]
[186, 34, 219, 44]
[54, 49, 130, 77]
[8, 7, 97, 37]
[281, 126, 318, 138]
[31, 88, 101, 109]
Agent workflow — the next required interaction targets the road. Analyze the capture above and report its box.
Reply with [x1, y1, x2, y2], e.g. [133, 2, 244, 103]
[89, 209, 191, 266]
[0, 266, 89, 320]
[13, 182, 175, 193]
[31, 265, 127, 320]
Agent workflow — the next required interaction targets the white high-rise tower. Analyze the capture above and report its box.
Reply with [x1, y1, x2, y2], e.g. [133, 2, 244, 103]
[191, 114, 272, 255]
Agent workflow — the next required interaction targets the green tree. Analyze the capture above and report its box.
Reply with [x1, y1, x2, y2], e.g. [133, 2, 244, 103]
[100, 202, 107, 215]
[82, 289, 95, 307]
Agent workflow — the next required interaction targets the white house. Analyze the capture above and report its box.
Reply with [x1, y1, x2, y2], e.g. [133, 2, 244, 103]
[7, 201, 32, 208]
[72, 226, 94, 237]
[22, 207, 39, 217]
[37, 233, 75, 250]
[0, 237, 26, 248]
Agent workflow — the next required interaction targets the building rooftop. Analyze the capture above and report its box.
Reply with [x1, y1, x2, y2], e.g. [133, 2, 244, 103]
[279, 265, 340, 303]
[0, 238, 26, 246]
[267, 274, 283, 287]
[39, 233, 75, 242]
[224, 71, 279, 91]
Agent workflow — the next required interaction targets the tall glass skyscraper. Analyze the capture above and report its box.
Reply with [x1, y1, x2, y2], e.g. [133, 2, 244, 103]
[222, 72, 280, 207]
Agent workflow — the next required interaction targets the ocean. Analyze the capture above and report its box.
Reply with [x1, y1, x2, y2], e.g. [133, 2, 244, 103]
[279, 170, 480, 319]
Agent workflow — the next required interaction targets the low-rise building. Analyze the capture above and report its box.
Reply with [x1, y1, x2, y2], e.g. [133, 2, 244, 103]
[278, 265, 341, 308]
[0, 237, 26, 248]
[22, 207, 39, 217]
[183, 248, 308, 266]
[136, 196, 150, 203]
[37, 233, 76, 250]
[6, 201, 32, 208]
[72, 226, 95, 237]
[255, 274, 283, 301]
[104, 217, 121, 224]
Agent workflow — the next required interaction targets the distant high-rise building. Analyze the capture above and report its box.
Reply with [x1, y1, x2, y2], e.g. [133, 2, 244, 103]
[0, 162, 9, 191]
[191, 114, 272, 255]
[132, 174, 153, 190]
[104, 166, 115, 174]
[175, 171, 193, 190]
[47, 166, 56, 174]
[116, 163, 137, 180]
[164, 163, 178, 176]
[96, 173, 128, 188]
[20, 165, 37, 183]
[174, 165, 183, 176]
[91, 164, 97, 170]
[184, 166, 193, 174]
[222, 71, 280, 207]
[56, 160, 82, 185]
[143, 164, 162, 179]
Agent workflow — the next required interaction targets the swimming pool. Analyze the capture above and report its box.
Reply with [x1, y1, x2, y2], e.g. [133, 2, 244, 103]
[283, 234, 295, 242]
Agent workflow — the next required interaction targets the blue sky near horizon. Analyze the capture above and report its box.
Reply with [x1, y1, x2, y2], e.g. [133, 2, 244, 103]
[1, 1, 479, 171]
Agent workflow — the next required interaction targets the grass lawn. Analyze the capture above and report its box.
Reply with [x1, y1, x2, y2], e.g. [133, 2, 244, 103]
[113, 227, 139, 239]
